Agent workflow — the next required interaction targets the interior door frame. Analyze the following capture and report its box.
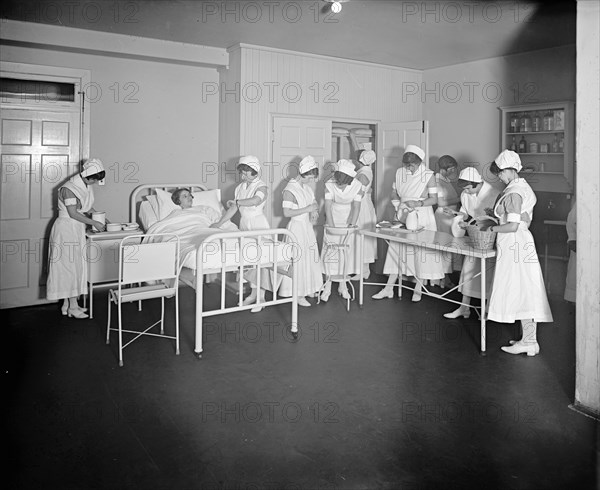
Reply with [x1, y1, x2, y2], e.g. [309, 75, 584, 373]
[1, 62, 91, 162]
[1, 62, 91, 308]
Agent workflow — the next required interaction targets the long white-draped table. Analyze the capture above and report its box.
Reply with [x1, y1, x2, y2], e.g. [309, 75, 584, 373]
[358, 227, 496, 354]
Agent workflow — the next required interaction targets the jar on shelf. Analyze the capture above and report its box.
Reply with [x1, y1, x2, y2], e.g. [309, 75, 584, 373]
[552, 134, 560, 153]
[530, 141, 539, 153]
[559, 134, 564, 153]
[520, 113, 532, 132]
[510, 113, 520, 133]
[532, 112, 542, 132]
[543, 111, 555, 131]
[518, 136, 528, 153]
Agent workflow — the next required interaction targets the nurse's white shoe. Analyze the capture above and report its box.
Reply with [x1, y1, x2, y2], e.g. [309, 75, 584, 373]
[297, 297, 311, 307]
[443, 306, 470, 319]
[501, 341, 539, 356]
[372, 287, 394, 300]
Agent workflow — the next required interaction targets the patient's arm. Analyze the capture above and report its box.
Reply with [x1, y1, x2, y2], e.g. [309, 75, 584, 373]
[210, 202, 237, 228]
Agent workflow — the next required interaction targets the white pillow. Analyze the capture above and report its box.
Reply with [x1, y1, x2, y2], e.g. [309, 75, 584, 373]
[139, 201, 158, 231]
[154, 188, 179, 221]
[146, 195, 159, 219]
[192, 189, 223, 213]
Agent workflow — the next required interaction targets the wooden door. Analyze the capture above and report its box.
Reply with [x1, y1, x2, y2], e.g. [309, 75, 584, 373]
[270, 117, 332, 233]
[376, 121, 429, 220]
[1, 108, 81, 308]
[375, 121, 429, 273]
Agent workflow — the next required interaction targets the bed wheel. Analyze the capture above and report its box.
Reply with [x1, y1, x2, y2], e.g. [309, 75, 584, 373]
[196, 352, 203, 359]
[291, 331, 299, 341]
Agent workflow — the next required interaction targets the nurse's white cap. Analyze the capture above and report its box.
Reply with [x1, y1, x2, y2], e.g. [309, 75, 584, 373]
[359, 150, 376, 166]
[239, 155, 260, 173]
[336, 159, 356, 177]
[299, 155, 318, 174]
[494, 149, 522, 172]
[81, 158, 104, 177]
[404, 145, 425, 162]
[458, 167, 483, 183]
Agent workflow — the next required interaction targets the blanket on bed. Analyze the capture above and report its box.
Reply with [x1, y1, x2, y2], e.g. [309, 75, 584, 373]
[143, 206, 238, 269]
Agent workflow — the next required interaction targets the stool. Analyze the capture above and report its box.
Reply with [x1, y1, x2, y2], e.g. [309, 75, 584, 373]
[319, 225, 357, 311]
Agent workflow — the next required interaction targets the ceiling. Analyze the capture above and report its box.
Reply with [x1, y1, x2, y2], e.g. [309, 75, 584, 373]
[1, 0, 577, 70]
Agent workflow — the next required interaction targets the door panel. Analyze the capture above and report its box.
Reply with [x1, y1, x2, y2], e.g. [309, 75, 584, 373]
[270, 117, 332, 231]
[0, 108, 80, 308]
[375, 121, 429, 273]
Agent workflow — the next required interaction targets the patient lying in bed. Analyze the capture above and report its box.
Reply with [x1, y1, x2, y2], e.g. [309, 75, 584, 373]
[142, 188, 238, 270]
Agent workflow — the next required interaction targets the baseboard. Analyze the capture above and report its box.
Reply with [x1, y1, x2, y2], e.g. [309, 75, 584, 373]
[568, 401, 600, 421]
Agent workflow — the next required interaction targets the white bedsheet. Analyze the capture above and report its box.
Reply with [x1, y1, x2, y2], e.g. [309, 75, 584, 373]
[143, 207, 295, 271]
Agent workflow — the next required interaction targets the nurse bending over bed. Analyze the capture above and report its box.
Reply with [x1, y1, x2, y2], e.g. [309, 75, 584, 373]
[211, 155, 271, 312]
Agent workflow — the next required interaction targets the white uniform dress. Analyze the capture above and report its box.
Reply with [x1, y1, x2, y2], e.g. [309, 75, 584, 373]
[457, 181, 500, 299]
[321, 179, 363, 277]
[279, 179, 323, 297]
[487, 179, 553, 323]
[234, 178, 269, 231]
[564, 204, 576, 302]
[234, 178, 274, 290]
[46, 174, 95, 300]
[382, 166, 444, 281]
[355, 165, 377, 273]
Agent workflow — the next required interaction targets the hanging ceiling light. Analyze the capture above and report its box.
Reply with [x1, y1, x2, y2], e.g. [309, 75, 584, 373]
[323, 0, 348, 14]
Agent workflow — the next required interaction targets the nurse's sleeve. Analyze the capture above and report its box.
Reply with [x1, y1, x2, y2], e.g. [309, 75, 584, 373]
[503, 193, 523, 223]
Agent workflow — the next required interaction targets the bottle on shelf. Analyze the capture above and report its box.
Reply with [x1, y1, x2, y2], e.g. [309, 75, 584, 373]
[530, 141, 539, 153]
[543, 111, 555, 131]
[552, 134, 559, 153]
[510, 113, 520, 133]
[532, 112, 542, 132]
[509, 136, 517, 152]
[558, 134, 564, 153]
[518, 136, 528, 153]
[520, 113, 531, 132]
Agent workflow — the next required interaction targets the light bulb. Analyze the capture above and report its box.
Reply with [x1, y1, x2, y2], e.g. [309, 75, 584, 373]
[331, 1, 342, 13]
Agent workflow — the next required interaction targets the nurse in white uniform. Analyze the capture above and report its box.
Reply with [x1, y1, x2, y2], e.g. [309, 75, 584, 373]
[212, 155, 270, 311]
[487, 150, 553, 356]
[434, 155, 461, 282]
[443, 167, 500, 318]
[372, 145, 444, 302]
[279, 156, 323, 306]
[320, 159, 363, 301]
[354, 150, 378, 278]
[46, 158, 107, 318]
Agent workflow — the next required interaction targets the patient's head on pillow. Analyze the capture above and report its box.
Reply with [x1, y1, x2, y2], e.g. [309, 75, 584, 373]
[171, 188, 194, 209]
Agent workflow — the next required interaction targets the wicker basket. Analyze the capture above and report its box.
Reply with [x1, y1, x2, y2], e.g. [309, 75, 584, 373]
[465, 225, 497, 250]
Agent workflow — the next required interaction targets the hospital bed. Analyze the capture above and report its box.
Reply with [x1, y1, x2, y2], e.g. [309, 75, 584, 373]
[130, 184, 299, 358]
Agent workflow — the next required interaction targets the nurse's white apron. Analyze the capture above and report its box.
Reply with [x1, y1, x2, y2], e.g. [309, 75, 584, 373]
[320, 179, 363, 277]
[46, 174, 94, 300]
[487, 180, 553, 323]
[355, 166, 377, 271]
[279, 179, 323, 297]
[457, 182, 500, 299]
[382, 166, 444, 281]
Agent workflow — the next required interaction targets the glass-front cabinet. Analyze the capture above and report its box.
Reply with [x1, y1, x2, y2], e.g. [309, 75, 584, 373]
[499, 101, 574, 193]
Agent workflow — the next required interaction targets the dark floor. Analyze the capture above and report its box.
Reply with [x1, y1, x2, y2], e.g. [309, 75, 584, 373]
[4, 265, 598, 490]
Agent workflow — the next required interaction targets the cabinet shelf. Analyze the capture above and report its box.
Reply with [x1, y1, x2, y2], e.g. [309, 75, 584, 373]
[506, 131, 564, 135]
[500, 101, 574, 194]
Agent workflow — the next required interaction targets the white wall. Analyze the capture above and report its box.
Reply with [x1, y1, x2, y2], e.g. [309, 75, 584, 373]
[422, 45, 576, 177]
[1, 43, 221, 222]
